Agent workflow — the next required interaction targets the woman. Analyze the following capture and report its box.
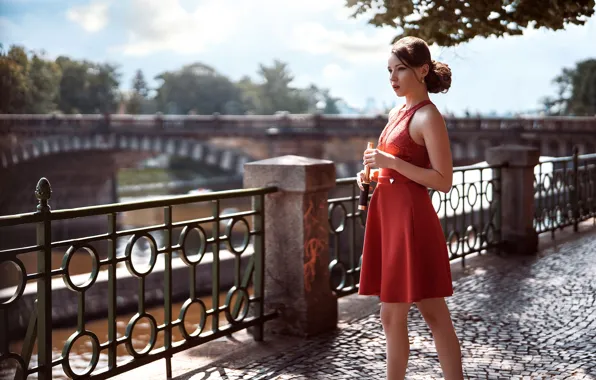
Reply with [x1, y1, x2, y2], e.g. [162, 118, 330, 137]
[357, 36, 464, 380]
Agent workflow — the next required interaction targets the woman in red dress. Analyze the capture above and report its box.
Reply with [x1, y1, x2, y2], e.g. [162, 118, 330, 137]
[357, 36, 464, 380]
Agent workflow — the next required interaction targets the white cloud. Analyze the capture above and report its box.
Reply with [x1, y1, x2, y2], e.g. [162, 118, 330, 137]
[291, 22, 396, 64]
[278, 0, 341, 13]
[112, 0, 242, 56]
[66, 0, 110, 33]
[322, 63, 351, 80]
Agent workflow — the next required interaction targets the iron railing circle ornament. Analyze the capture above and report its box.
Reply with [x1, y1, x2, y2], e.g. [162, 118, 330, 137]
[328, 202, 347, 234]
[466, 183, 479, 208]
[179, 224, 207, 265]
[567, 203, 575, 221]
[554, 171, 565, 190]
[0, 258, 26, 308]
[225, 217, 251, 255]
[543, 208, 552, 229]
[449, 185, 461, 210]
[430, 189, 442, 214]
[483, 223, 496, 244]
[328, 259, 347, 291]
[224, 286, 250, 324]
[484, 180, 495, 203]
[61, 330, 100, 378]
[125, 313, 158, 357]
[542, 173, 553, 193]
[447, 231, 460, 257]
[0, 353, 27, 380]
[554, 206, 564, 228]
[465, 225, 478, 250]
[178, 298, 207, 339]
[61, 245, 100, 292]
[125, 233, 158, 278]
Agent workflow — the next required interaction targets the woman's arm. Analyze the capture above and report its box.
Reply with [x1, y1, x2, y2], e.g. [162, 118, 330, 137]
[388, 108, 453, 193]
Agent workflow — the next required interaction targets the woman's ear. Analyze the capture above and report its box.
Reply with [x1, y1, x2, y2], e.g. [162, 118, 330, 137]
[421, 63, 430, 78]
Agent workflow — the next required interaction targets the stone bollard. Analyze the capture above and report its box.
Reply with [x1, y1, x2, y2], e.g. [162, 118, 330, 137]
[244, 155, 337, 337]
[486, 145, 540, 255]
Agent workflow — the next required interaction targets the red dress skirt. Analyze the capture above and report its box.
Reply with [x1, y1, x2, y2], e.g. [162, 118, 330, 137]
[358, 100, 453, 303]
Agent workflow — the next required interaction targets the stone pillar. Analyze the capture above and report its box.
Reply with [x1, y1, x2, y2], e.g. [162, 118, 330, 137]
[486, 145, 540, 255]
[244, 155, 337, 337]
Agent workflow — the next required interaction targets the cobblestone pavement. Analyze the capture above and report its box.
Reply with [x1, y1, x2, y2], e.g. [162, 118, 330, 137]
[181, 230, 596, 380]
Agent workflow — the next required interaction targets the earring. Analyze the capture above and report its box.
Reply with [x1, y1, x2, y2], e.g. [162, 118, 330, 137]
[419, 76, 425, 84]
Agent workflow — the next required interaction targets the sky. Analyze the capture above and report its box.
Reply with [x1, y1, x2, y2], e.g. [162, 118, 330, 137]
[1, 0, 595, 116]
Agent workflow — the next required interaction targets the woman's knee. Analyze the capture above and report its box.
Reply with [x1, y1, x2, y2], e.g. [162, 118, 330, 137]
[415, 297, 452, 329]
[380, 302, 411, 328]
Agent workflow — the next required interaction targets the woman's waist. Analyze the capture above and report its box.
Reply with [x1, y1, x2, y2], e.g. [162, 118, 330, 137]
[377, 168, 414, 185]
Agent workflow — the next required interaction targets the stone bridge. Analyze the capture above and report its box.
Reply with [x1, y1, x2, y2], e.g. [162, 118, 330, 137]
[2, 113, 596, 169]
[1, 113, 595, 215]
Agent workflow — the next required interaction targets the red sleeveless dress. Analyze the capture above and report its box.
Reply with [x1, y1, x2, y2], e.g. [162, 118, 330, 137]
[358, 100, 453, 303]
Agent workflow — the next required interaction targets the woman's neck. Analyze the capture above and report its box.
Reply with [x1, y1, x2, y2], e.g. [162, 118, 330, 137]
[404, 90, 430, 110]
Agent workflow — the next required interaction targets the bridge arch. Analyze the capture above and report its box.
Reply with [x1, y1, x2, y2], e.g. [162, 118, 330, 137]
[0, 133, 256, 175]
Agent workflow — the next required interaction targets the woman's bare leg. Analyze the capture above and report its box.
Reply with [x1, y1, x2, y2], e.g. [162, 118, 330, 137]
[415, 297, 464, 380]
[380, 302, 412, 380]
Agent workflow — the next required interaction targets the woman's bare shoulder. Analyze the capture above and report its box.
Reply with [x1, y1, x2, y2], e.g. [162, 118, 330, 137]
[412, 103, 445, 129]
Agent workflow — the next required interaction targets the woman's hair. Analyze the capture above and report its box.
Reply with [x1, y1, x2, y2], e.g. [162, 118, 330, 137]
[391, 36, 452, 94]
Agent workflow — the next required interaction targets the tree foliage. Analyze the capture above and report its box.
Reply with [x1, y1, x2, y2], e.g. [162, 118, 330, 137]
[0, 46, 29, 113]
[154, 63, 245, 115]
[0, 43, 343, 115]
[127, 69, 150, 114]
[0, 45, 61, 113]
[542, 59, 596, 116]
[55, 57, 120, 114]
[255, 60, 309, 114]
[346, 0, 595, 46]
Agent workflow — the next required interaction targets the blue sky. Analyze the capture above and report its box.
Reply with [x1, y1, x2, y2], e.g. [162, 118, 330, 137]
[1, 0, 595, 116]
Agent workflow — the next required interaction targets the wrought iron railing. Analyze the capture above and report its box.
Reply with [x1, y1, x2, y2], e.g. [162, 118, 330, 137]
[534, 149, 596, 237]
[328, 164, 503, 297]
[0, 178, 277, 379]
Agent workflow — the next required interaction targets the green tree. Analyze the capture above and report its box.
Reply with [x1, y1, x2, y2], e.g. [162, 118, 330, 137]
[347, 0, 595, 46]
[300, 84, 341, 114]
[254, 60, 309, 114]
[542, 59, 596, 116]
[26, 52, 62, 113]
[127, 69, 150, 114]
[132, 69, 149, 97]
[236, 75, 264, 114]
[56, 57, 120, 114]
[0, 45, 61, 114]
[0, 45, 29, 113]
[87, 63, 120, 113]
[154, 63, 244, 115]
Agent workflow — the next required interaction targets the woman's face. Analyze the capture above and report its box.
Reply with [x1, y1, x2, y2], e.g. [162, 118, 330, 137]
[387, 54, 426, 97]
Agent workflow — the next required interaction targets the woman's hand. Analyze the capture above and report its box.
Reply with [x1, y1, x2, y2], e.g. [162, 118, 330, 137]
[356, 170, 367, 191]
[356, 169, 379, 191]
[363, 148, 396, 169]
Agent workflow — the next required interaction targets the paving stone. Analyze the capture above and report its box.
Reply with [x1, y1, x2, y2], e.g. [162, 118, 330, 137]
[189, 230, 596, 379]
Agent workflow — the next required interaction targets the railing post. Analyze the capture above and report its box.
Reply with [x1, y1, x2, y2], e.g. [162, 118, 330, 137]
[572, 146, 580, 232]
[243, 155, 338, 337]
[486, 145, 540, 255]
[35, 177, 53, 380]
